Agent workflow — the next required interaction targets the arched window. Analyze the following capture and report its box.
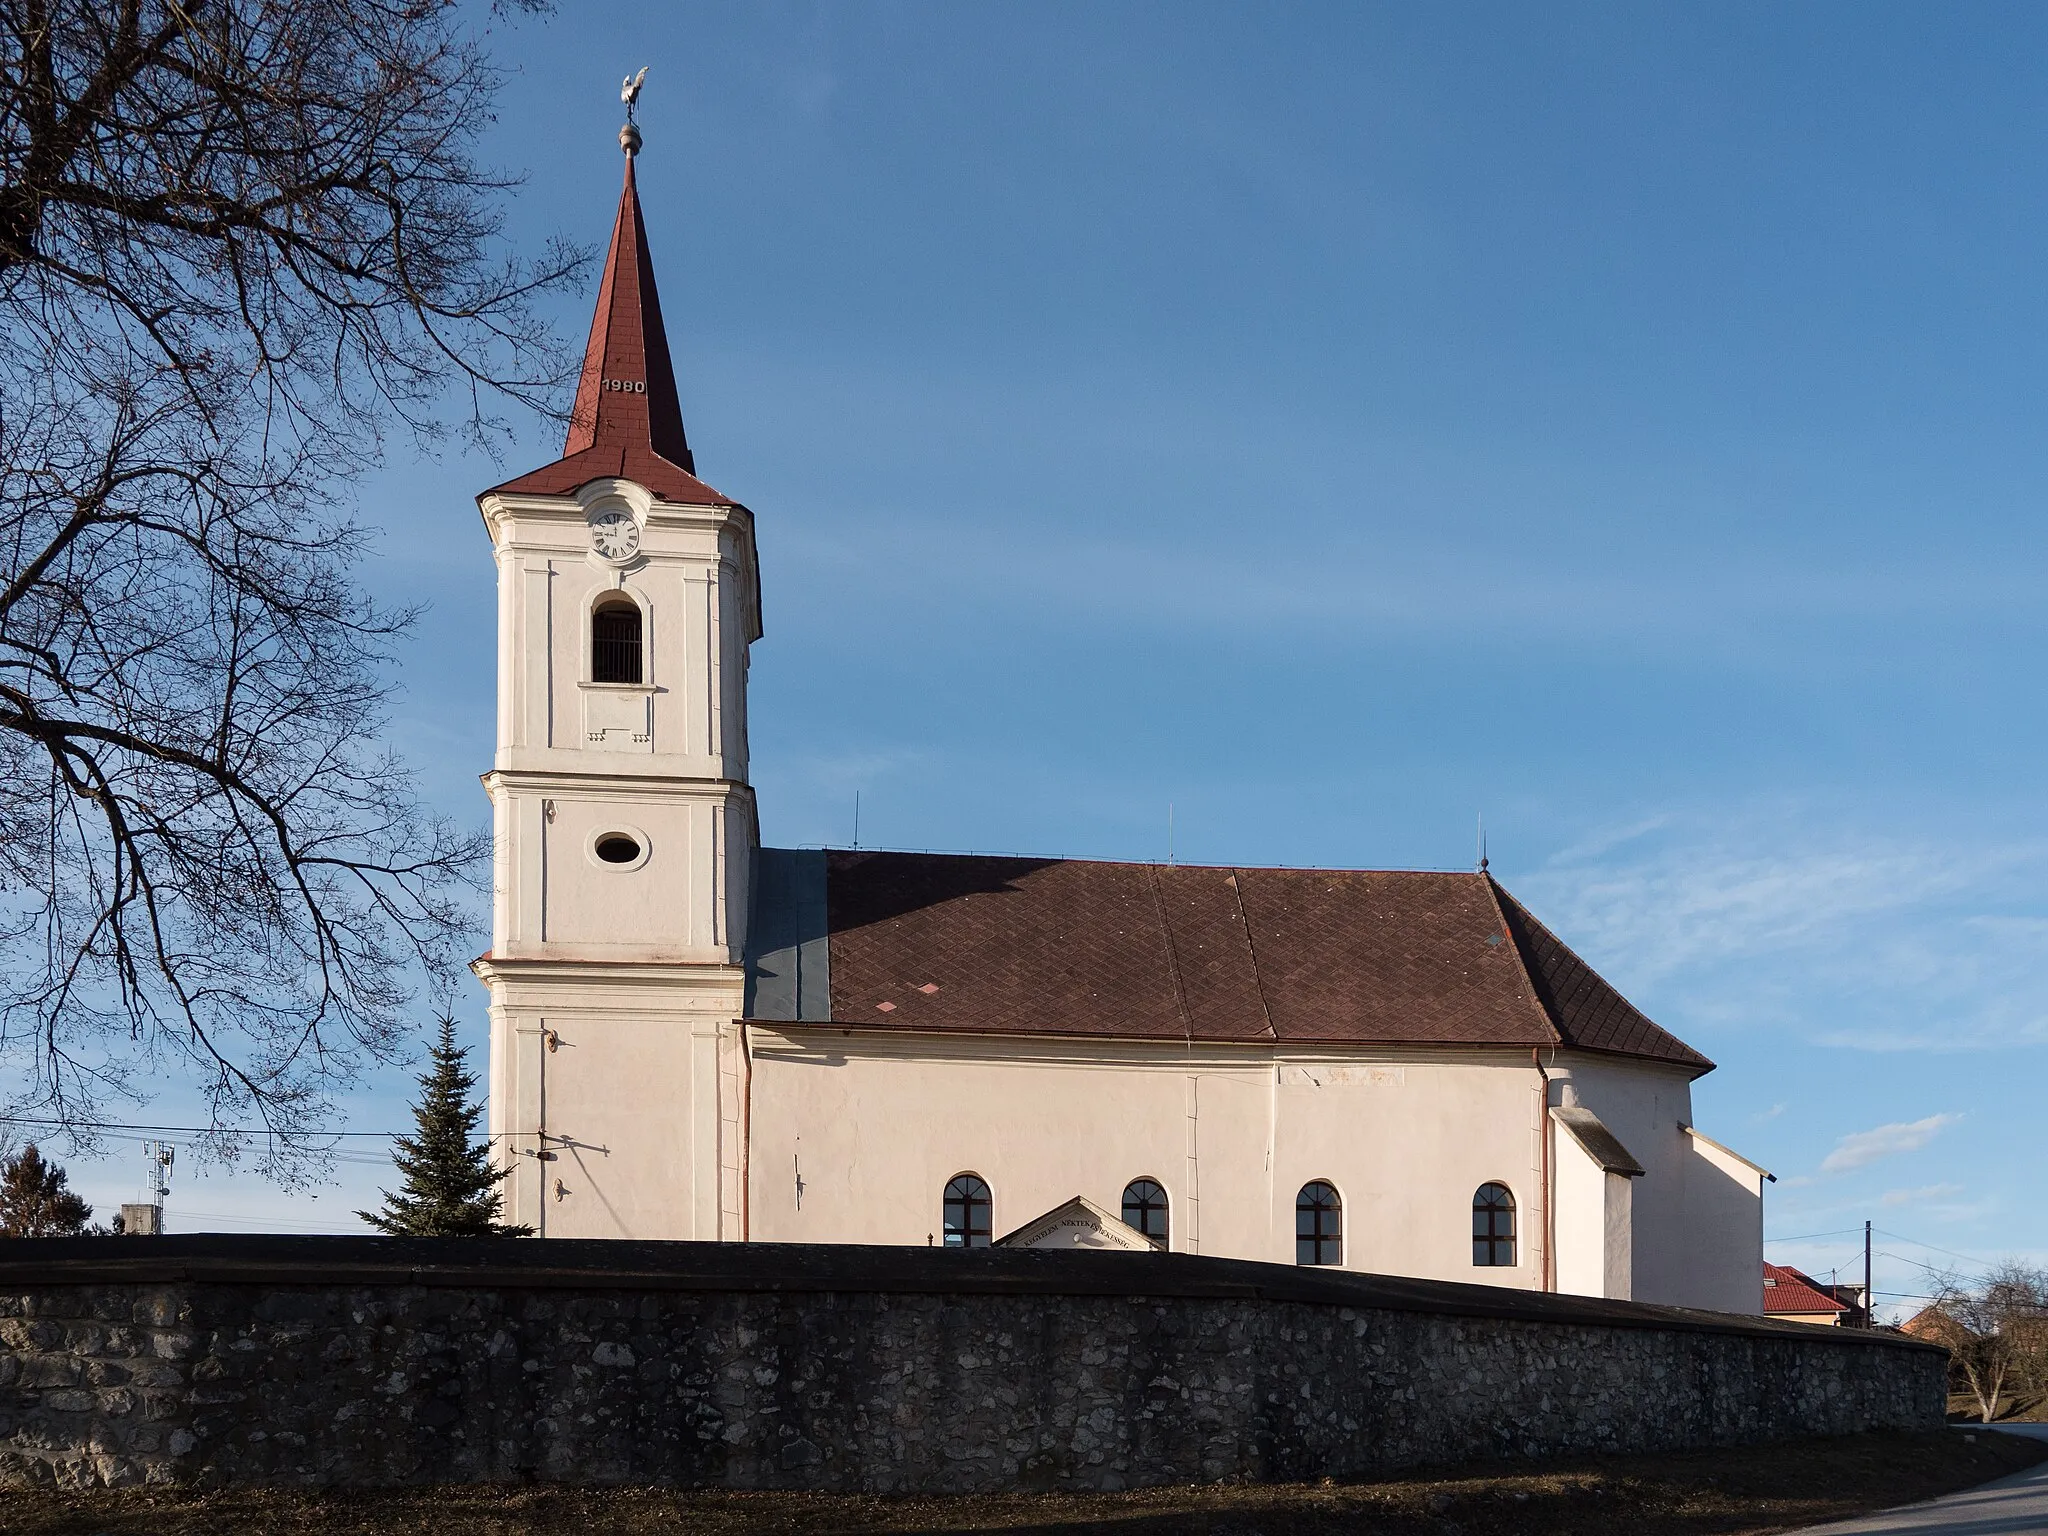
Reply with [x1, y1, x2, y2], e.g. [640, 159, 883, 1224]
[1473, 1182, 1516, 1267]
[942, 1173, 992, 1248]
[1121, 1178, 1169, 1248]
[1296, 1180, 1342, 1266]
[591, 598, 643, 684]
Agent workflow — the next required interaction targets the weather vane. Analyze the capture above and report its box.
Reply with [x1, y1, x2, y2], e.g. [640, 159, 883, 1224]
[620, 66, 649, 157]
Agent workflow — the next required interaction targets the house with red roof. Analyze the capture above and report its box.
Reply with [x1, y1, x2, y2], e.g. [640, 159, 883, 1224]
[1764, 1264, 1855, 1326]
[472, 103, 1774, 1316]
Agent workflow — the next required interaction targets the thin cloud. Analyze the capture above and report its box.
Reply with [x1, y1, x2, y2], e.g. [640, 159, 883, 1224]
[1882, 1183, 1966, 1208]
[1819, 1114, 1960, 1176]
[1514, 808, 2048, 1055]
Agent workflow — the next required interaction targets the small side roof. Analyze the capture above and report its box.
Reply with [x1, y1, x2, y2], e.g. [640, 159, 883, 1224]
[1683, 1122, 1777, 1182]
[1551, 1106, 1646, 1176]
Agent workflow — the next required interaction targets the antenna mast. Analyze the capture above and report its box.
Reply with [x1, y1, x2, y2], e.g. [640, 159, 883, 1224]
[141, 1139, 175, 1216]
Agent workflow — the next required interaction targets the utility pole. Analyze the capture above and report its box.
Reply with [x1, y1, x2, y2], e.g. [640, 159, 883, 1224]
[1863, 1219, 1873, 1329]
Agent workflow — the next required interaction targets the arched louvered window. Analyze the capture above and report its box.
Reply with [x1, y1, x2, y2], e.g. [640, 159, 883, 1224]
[1296, 1180, 1342, 1266]
[942, 1173, 992, 1248]
[1121, 1178, 1169, 1248]
[1473, 1182, 1516, 1267]
[591, 599, 643, 684]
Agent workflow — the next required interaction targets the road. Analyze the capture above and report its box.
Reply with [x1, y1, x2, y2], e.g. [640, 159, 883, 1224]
[1792, 1426, 2048, 1534]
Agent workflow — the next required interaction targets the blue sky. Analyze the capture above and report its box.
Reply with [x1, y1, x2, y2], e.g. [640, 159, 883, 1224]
[55, 3, 2048, 1312]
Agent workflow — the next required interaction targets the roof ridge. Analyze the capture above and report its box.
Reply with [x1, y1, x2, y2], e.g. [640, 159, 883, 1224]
[1487, 876, 1714, 1075]
[1228, 868, 1280, 1041]
[1144, 864, 1196, 1045]
[1478, 871, 1564, 1048]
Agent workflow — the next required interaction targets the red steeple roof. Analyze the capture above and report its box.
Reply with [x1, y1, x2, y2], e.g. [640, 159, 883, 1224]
[489, 156, 730, 504]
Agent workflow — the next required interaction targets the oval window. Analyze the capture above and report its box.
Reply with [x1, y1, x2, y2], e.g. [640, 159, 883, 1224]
[595, 834, 642, 865]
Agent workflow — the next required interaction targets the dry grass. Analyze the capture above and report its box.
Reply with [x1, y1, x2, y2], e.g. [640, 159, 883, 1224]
[1949, 1388, 2048, 1423]
[4, 1429, 2042, 1535]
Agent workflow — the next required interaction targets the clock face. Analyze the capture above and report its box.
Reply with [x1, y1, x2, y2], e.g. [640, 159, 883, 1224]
[589, 510, 641, 562]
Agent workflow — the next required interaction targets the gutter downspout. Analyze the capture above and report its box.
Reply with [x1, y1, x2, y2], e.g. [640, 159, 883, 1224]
[1532, 1047, 1553, 1292]
[739, 1021, 753, 1243]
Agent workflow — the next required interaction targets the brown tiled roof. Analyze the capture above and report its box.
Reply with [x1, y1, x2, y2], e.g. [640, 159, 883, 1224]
[812, 852, 1711, 1072]
[1763, 1263, 1849, 1317]
[488, 157, 733, 507]
[1490, 883, 1710, 1069]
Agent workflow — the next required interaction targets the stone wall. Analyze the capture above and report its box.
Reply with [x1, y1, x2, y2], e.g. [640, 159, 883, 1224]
[0, 1236, 1946, 1492]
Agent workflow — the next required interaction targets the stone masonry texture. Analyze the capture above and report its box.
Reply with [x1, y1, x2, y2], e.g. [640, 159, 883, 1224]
[0, 1236, 1946, 1492]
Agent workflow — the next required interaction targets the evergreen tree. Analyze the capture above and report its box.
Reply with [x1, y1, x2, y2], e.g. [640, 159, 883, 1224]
[0, 1144, 93, 1237]
[360, 1017, 530, 1237]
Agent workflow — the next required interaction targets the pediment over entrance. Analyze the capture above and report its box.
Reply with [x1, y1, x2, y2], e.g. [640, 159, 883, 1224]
[995, 1195, 1158, 1251]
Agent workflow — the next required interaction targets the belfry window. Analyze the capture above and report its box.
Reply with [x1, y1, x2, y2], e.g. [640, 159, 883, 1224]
[943, 1173, 992, 1248]
[1121, 1178, 1169, 1248]
[591, 599, 643, 684]
[1296, 1180, 1342, 1266]
[1473, 1182, 1516, 1267]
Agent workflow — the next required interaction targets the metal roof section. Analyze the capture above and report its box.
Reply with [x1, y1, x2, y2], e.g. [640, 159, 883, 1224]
[1551, 1106, 1647, 1176]
[744, 848, 831, 1022]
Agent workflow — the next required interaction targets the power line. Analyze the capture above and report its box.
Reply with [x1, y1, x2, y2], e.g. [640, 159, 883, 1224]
[0, 1115, 512, 1143]
[1765, 1227, 1867, 1244]
[168, 1208, 367, 1234]
[0, 1114, 403, 1139]
[1878, 1250, 1985, 1281]
[1875, 1227, 2000, 1267]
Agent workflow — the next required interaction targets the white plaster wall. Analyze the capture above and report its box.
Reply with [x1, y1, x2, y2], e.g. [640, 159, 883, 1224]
[1684, 1133, 1766, 1314]
[477, 475, 761, 1241]
[485, 776, 751, 962]
[484, 483, 758, 782]
[1548, 1056, 1700, 1306]
[481, 481, 758, 968]
[479, 962, 745, 1240]
[746, 1031, 1550, 1284]
[1603, 1170, 1634, 1300]
[1552, 1132, 1608, 1298]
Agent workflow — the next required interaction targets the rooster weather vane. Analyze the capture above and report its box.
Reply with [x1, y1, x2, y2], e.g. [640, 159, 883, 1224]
[620, 66, 649, 156]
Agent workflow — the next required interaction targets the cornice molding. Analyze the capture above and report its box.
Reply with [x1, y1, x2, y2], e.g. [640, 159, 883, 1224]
[473, 954, 746, 998]
[483, 768, 758, 799]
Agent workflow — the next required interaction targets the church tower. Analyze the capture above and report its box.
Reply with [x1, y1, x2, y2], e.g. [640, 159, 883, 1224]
[473, 114, 759, 1238]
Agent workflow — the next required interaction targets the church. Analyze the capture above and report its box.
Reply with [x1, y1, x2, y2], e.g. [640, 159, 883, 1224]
[474, 122, 1771, 1315]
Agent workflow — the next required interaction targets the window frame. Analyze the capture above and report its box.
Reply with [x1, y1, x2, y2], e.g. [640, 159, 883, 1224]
[942, 1172, 993, 1249]
[1295, 1179, 1343, 1267]
[1120, 1177, 1170, 1249]
[590, 594, 646, 685]
[1472, 1181, 1516, 1267]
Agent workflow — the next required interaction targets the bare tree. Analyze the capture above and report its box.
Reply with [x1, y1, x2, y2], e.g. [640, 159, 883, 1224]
[0, 0, 584, 1169]
[1927, 1261, 2048, 1423]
